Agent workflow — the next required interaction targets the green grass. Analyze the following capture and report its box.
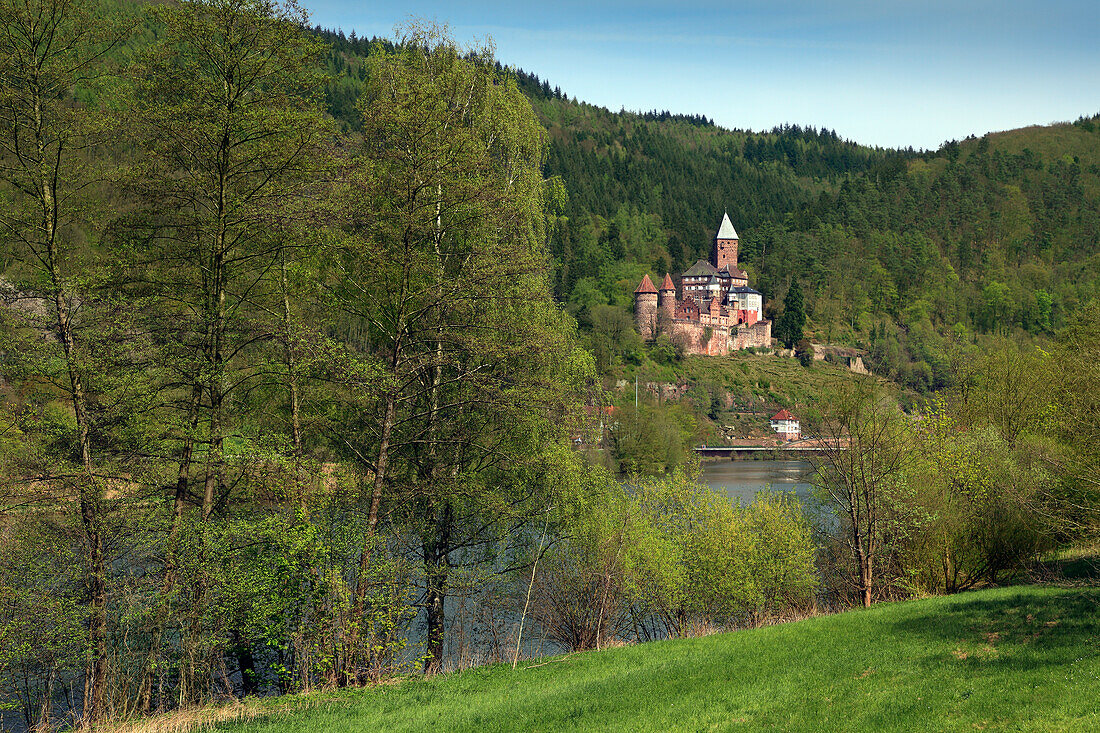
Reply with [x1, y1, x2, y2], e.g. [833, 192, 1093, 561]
[218, 584, 1100, 732]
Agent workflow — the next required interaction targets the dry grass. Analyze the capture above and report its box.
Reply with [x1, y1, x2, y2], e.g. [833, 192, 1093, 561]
[98, 692, 342, 733]
[97, 700, 266, 733]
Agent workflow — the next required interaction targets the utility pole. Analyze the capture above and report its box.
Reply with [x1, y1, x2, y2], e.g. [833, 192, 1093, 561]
[635, 374, 638, 408]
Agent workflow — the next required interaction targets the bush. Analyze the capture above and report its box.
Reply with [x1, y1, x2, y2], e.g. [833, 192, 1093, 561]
[651, 334, 680, 365]
[903, 409, 1056, 593]
[532, 471, 675, 651]
[795, 339, 815, 368]
[535, 469, 819, 647]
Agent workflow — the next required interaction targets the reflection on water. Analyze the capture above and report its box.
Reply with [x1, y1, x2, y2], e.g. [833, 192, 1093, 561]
[699, 459, 814, 506]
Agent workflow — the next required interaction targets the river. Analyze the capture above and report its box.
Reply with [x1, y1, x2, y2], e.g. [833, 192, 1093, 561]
[698, 458, 815, 505]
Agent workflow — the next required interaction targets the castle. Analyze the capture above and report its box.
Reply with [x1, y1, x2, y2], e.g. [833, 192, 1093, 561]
[634, 213, 772, 355]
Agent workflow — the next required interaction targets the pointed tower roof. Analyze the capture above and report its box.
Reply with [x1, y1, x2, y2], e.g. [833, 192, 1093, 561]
[634, 274, 658, 294]
[717, 211, 738, 240]
[660, 273, 675, 291]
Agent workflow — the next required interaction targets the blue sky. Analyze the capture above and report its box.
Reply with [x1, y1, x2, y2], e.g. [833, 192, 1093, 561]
[301, 1, 1100, 150]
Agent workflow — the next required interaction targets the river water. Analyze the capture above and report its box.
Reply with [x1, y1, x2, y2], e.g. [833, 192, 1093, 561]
[698, 458, 815, 505]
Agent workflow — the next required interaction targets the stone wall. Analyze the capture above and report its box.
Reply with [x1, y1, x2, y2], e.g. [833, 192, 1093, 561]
[731, 320, 771, 350]
[667, 319, 730, 356]
[666, 317, 772, 355]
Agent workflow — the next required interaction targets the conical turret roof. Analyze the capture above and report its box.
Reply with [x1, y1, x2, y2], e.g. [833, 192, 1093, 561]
[717, 211, 738, 240]
[660, 273, 675, 291]
[634, 274, 658, 294]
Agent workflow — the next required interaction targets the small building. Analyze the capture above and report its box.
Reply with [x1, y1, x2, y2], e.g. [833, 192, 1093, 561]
[770, 409, 800, 441]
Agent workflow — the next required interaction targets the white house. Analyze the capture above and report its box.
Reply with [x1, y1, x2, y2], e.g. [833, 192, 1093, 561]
[727, 286, 763, 316]
[770, 409, 800, 441]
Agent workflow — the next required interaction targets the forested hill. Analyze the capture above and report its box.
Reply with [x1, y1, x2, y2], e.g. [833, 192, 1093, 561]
[760, 118, 1100, 389]
[316, 27, 1100, 392]
[519, 78, 907, 268]
[316, 29, 908, 271]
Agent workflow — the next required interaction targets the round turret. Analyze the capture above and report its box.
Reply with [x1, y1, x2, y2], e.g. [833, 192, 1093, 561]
[658, 273, 676, 321]
[634, 274, 659, 340]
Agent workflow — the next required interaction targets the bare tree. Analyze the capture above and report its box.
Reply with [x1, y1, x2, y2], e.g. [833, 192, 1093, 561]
[809, 378, 912, 607]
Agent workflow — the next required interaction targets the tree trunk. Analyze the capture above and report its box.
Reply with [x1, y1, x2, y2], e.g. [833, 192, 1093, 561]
[36, 86, 108, 726]
[344, 388, 397, 683]
[423, 500, 453, 676]
[231, 631, 258, 697]
[35, 666, 56, 733]
[281, 256, 305, 510]
[138, 384, 201, 712]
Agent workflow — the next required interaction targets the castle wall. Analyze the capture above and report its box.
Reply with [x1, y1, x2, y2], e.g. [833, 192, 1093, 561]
[731, 320, 771, 350]
[660, 311, 771, 356]
[668, 319, 731, 357]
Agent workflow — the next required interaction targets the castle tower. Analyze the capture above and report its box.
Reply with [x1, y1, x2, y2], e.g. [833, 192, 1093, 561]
[633, 274, 659, 340]
[658, 273, 676, 321]
[712, 211, 739, 270]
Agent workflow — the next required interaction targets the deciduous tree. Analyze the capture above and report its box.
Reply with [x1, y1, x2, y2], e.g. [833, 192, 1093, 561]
[810, 379, 913, 607]
[124, 0, 332, 704]
[330, 23, 582, 677]
[0, 0, 124, 723]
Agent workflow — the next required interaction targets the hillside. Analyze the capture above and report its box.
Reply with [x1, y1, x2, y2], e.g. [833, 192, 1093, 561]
[312, 30, 1100, 395]
[541, 111, 1100, 392]
[214, 584, 1100, 732]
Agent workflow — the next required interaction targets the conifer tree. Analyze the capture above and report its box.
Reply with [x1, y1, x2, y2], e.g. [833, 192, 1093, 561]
[776, 280, 806, 348]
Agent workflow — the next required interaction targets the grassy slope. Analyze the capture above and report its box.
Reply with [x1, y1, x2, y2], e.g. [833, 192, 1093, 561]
[625, 353, 905, 419]
[220, 584, 1100, 732]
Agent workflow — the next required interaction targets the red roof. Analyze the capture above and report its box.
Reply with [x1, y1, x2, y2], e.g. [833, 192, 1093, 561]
[660, 273, 675, 291]
[634, 274, 658, 294]
[771, 409, 796, 421]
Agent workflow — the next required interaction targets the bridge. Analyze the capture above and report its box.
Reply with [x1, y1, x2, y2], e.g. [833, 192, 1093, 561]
[693, 438, 846, 458]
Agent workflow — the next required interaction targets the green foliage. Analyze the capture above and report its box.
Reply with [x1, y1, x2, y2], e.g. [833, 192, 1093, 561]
[812, 347, 1071, 602]
[2, 2, 1099, 724]
[649, 334, 681, 366]
[634, 471, 816, 633]
[1049, 303, 1100, 521]
[584, 304, 643, 374]
[532, 467, 674, 651]
[741, 492, 819, 614]
[605, 402, 697, 475]
[0, 515, 86, 716]
[905, 402, 1057, 593]
[795, 338, 814, 368]
[534, 468, 816, 649]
